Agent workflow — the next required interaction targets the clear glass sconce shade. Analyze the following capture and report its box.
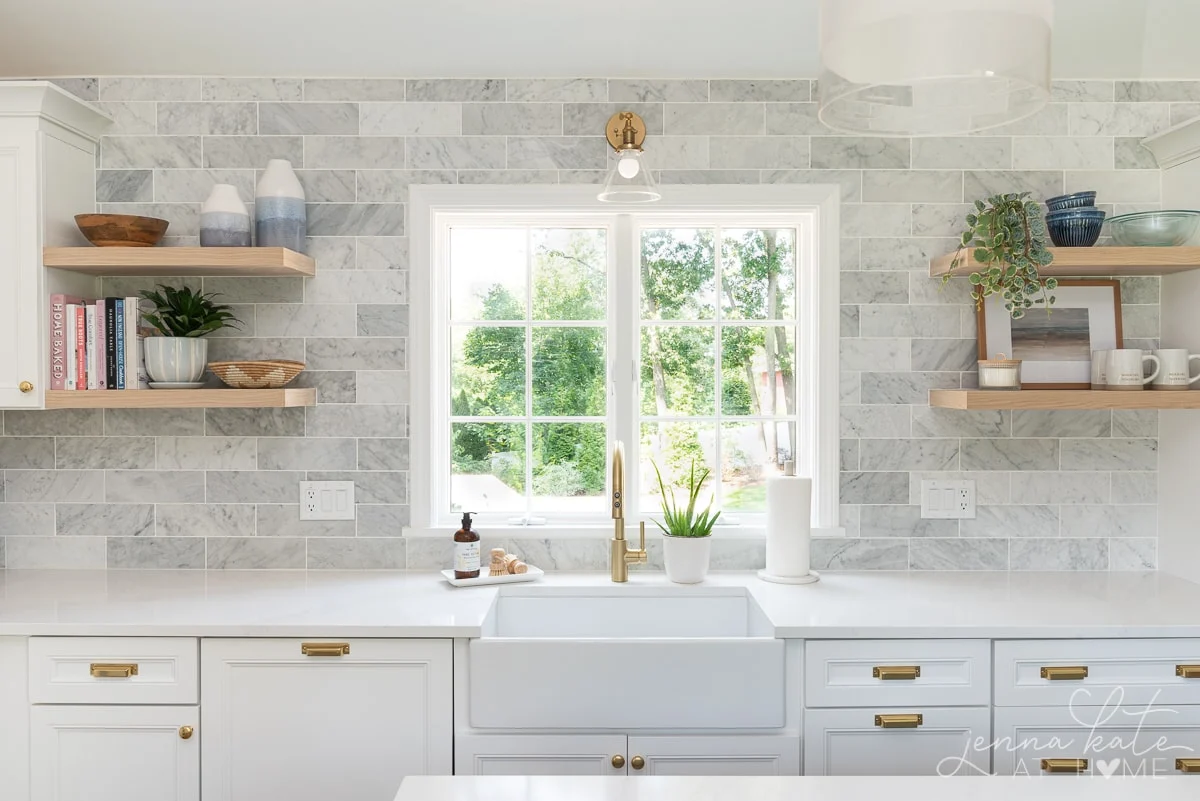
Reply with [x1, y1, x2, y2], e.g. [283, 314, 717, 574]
[598, 151, 661, 203]
[818, 0, 1053, 136]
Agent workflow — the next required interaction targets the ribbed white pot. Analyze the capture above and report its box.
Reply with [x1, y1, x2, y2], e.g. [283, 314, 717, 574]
[662, 535, 712, 584]
[143, 337, 208, 383]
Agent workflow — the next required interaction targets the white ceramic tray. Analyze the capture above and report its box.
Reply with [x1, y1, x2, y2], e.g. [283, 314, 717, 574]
[441, 566, 544, 587]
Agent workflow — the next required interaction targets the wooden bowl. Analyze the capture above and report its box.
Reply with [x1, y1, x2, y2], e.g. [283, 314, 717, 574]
[74, 214, 169, 247]
[207, 360, 305, 389]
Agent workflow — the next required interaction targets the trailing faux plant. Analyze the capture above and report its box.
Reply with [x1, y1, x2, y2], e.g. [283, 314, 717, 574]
[138, 285, 241, 337]
[651, 459, 720, 538]
[943, 192, 1057, 319]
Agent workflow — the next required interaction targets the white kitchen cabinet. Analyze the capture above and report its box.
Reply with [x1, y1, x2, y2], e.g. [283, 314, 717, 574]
[0, 82, 107, 408]
[456, 734, 628, 775]
[201, 638, 452, 801]
[803, 707, 990, 776]
[30, 705, 199, 801]
[0, 638, 30, 801]
[628, 735, 800, 775]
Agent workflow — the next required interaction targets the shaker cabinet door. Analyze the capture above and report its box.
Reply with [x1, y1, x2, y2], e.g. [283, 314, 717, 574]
[0, 130, 43, 409]
[455, 734, 629, 775]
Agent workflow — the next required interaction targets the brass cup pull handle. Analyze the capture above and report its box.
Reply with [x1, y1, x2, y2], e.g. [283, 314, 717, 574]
[90, 663, 138, 678]
[1041, 666, 1089, 681]
[875, 713, 923, 728]
[179, 726, 194, 740]
[630, 755, 645, 770]
[1177, 759, 1200, 773]
[873, 665, 920, 680]
[301, 642, 350, 657]
[611, 755, 625, 769]
[1042, 759, 1089, 774]
[1177, 665, 1200, 679]
[19, 381, 33, 393]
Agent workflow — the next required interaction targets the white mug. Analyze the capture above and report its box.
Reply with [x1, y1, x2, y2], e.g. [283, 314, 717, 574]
[1151, 348, 1200, 390]
[1105, 349, 1161, 391]
[1090, 350, 1110, 390]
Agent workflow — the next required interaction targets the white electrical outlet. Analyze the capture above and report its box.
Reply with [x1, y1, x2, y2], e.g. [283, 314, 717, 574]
[299, 481, 355, 521]
[920, 479, 976, 519]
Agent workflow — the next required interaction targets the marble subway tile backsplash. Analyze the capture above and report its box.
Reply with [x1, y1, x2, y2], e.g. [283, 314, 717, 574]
[0, 75, 1176, 570]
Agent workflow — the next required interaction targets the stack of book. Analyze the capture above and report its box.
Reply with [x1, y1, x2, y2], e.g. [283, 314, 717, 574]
[49, 295, 150, 391]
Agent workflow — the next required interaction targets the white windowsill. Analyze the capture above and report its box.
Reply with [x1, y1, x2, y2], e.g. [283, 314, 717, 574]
[403, 525, 846, 539]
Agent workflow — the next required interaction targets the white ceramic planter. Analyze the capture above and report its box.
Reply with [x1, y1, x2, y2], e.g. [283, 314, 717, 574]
[143, 337, 208, 383]
[662, 535, 712, 584]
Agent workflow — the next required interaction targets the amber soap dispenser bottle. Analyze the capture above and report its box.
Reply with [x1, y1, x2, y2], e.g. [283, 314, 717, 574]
[454, 512, 481, 579]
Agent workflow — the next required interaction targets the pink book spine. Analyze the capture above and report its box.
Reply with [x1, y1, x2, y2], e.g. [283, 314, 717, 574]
[48, 294, 81, 391]
[74, 307, 87, 391]
[94, 302, 107, 390]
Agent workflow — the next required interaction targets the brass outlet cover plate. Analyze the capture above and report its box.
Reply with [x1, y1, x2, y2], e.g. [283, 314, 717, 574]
[605, 112, 647, 151]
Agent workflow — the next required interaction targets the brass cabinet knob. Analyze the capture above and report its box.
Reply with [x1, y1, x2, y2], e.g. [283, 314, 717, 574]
[611, 755, 625, 769]
[18, 381, 33, 393]
[179, 726, 194, 740]
[631, 755, 645, 770]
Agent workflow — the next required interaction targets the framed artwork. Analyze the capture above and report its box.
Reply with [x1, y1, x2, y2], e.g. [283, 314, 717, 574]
[977, 279, 1123, 389]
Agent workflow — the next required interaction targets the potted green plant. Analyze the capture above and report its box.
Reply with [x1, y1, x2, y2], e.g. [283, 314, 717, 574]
[139, 285, 240, 385]
[652, 459, 721, 584]
[945, 192, 1057, 319]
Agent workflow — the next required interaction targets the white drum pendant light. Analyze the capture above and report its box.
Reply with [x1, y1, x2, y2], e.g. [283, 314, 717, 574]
[818, 0, 1054, 136]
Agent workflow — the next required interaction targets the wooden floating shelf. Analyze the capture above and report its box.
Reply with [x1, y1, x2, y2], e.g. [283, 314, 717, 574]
[43, 247, 315, 277]
[44, 388, 316, 409]
[929, 247, 1200, 278]
[930, 389, 1200, 410]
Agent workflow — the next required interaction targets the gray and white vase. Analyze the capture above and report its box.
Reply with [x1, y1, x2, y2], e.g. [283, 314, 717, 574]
[255, 159, 306, 253]
[199, 183, 251, 247]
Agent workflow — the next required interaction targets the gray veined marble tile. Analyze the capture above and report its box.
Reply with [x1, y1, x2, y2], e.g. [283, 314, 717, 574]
[984, 103, 1069, 136]
[912, 137, 1011, 169]
[1111, 410, 1158, 438]
[462, 103, 563, 135]
[562, 102, 664, 136]
[202, 136, 304, 169]
[763, 103, 839, 135]
[459, 169, 560, 185]
[1010, 538, 1108, 571]
[152, 169, 255, 202]
[91, 99, 154, 134]
[860, 237, 958, 272]
[1060, 505, 1156, 538]
[908, 471, 1011, 506]
[840, 203, 912, 237]
[356, 505, 410, 537]
[307, 471, 406, 505]
[911, 408, 1008, 438]
[1064, 170, 1161, 203]
[204, 408, 306, 437]
[646, 137, 709, 170]
[840, 406, 912, 439]
[305, 405, 407, 438]
[206, 470, 305, 504]
[1118, 276, 1160, 305]
[203, 77, 303, 101]
[861, 170, 963, 203]
[303, 78, 406, 101]
[0, 437, 55, 469]
[1053, 80, 1114, 102]
[359, 103, 462, 136]
[810, 137, 910, 169]
[257, 102, 358, 135]
[1171, 103, 1200, 127]
[859, 505, 958, 538]
[356, 237, 408, 271]
[5, 536, 106, 569]
[609, 79, 707, 102]
[305, 338, 405, 371]
[910, 538, 1009, 570]
[1117, 81, 1200, 102]
[860, 372, 960, 405]
[1011, 472, 1110, 505]
[406, 78, 505, 102]
[860, 439, 959, 471]
[406, 136, 506, 170]
[911, 203, 975, 237]
[106, 470, 204, 503]
[292, 169, 357, 202]
[1110, 538, 1157, 570]
[156, 437, 256, 470]
[840, 439, 859, 471]
[307, 203, 406, 237]
[706, 539, 766, 571]
[101, 136, 201, 169]
[859, 306, 961, 338]
[295, 370, 356, 404]
[960, 439, 1060, 471]
[57, 503, 154, 537]
[407, 536, 507, 571]
[709, 79, 811, 102]
[97, 169, 153, 202]
[963, 170, 1064, 202]
[840, 272, 909, 304]
[257, 438, 357, 471]
[657, 170, 760, 185]
[356, 305, 409, 337]
[308, 538, 407, 569]
[839, 338, 910, 371]
[156, 504, 255, 537]
[207, 537, 306, 569]
[357, 438, 410, 471]
[107, 538, 206, 569]
[710, 136, 809, 169]
[47, 77, 99, 101]
[664, 103, 765, 135]
[810, 538, 909, 570]
[1112, 472, 1157, 504]
[839, 472, 909, 504]
[203, 276, 303, 303]
[1121, 305, 1160, 339]
[910, 339, 978, 372]
[157, 102, 257, 135]
[961, 505, 1058, 538]
[1115, 138, 1160, 170]
[5, 470, 105, 503]
[506, 78, 607, 102]
[1061, 439, 1157, 471]
[1012, 137, 1115, 170]
[255, 504, 355, 537]
[1069, 103, 1171, 137]
[207, 337, 304, 363]
[840, 306, 859, 338]
[305, 136, 406, 169]
[761, 169, 862, 201]
[56, 437, 155, 469]
[839, 505, 861, 536]
[99, 77, 201, 101]
[255, 304, 356, 337]
[306, 237, 357, 270]
[305, 269, 409, 304]
[0, 504, 55, 536]
[356, 169, 456, 202]
[505, 538, 610, 571]
[100, 202, 199, 237]
[103, 408, 203, 436]
[1011, 410, 1111, 438]
[507, 137, 606, 169]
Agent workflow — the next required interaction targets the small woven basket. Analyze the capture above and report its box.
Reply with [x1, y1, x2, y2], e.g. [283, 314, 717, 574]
[208, 360, 305, 389]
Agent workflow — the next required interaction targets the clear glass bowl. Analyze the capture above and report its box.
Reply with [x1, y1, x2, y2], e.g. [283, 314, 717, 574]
[1106, 210, 1200, 247]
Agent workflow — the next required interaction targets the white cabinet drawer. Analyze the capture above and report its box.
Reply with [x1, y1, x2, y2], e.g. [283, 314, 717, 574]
[994, 639, 1200, 707]
[995, 705, 1200, 777]
[803, 707, 990, 776]
[29, 637, 198, 705]
[805, 640, 991, 708]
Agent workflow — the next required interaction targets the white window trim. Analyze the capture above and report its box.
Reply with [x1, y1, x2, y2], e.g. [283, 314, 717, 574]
[408, 185, 841, 538]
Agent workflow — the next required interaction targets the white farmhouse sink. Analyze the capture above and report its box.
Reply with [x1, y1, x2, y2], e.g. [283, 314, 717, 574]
[468, 586, 785, 730]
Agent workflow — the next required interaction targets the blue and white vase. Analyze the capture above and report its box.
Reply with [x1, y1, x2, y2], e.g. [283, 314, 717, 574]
[199, 184, 251, 247]
[255, 159, 306, 252]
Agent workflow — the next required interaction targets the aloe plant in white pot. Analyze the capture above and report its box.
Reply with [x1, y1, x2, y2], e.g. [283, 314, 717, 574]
[652, 459, 721, 584]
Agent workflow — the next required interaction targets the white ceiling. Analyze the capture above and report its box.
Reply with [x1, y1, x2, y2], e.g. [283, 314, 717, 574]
[2, 0, 1200, 80]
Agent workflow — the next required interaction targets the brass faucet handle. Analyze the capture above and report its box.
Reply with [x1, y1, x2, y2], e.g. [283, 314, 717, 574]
[638, 520, 646, 554]
[625, 521, 648, 565]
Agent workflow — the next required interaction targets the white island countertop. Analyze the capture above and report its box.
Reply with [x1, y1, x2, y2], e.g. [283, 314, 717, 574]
[395, 776, 1200, 801]
[1, 568, 1200, 638]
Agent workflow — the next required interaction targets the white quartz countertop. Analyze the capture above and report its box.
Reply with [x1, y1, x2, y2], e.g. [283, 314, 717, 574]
[1, 568, 1199, 638]
[394, 776, 1200, 801]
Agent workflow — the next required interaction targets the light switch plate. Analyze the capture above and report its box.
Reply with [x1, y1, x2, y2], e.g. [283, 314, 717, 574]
[921, 480, 976, 519]
[299, 481, 355, 521]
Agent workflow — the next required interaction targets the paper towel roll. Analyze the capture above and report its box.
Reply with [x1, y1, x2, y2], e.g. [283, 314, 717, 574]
[765, 475, 812, 578]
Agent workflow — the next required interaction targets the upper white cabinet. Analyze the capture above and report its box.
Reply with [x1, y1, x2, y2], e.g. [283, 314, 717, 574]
[0, 82, 107, 408]
[201, 638, 452, 801]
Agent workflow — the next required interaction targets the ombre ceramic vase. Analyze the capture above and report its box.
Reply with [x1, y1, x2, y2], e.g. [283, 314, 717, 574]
[143, 337, 208, 384]
[199, 183, 251, 247]
[255, 159, 306, 253]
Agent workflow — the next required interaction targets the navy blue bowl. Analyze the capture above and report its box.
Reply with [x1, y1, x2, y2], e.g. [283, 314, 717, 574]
[1046, 208, 1106, 247]
[1046, 191, 1097, 212]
